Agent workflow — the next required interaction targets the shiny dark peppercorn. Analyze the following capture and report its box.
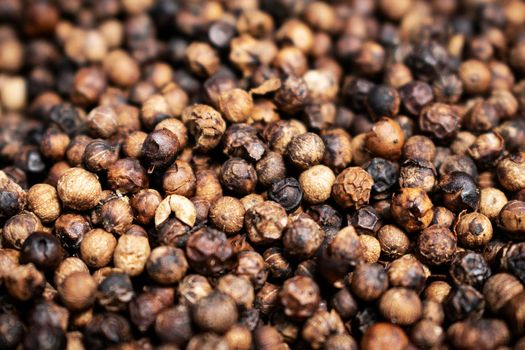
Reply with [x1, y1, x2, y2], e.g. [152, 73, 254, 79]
[20, 232, 64, 271]
[267, 177, 303, 212]
[363, 157, 398, 197]
[305, 204, 342, 232]
[439, 171, 480, 212]
[97, 272, 135, 312]
[365, 85, 400, 120]
[141, 129, 180, 170]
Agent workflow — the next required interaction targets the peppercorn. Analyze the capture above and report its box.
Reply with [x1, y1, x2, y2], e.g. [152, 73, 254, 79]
[192, 291, 238, 334]
[454, 211, 493, 248]
[0, 313, 24, 349]
[263, 247, 292, 280]
[498, 200, 525, 239]
[141, 128, 179, 171]
[154, 194, 197, 228]
[245, 201, 288, 244]
[299, 165, 335, 204]
[255, 282, 280, 316]
[39, 128, 70, 162]
[57, 167, 102, 211]
[58, 271, 96, 311]
[113, 233, 150, 276]
[107, 158, 148, 194]
[220, 157, 257, 196]
[364, 85, 400, 121]
[444, 285, 485, 321]
[209, 196, 245, 234]
[458, 59, 492, 95]
[218, 88, 253, 123]
[280, 276, 320, 319]
[497, 152, 525, 192]
[235, 250, 268, 289]
[391, 187, 434, 233]
[377, 225, 410, 259]
[155, 305, 193, 347]
[23, 326, 66, 350]
[419, 103, 461, 141]
[185, 42, 220, 77]
[182, 104, 226, 153]
[464, 100, 500, 133]
[217, 274, 255, 310]
[361, 323, 409, 350]
[452, 132, 478, 158]
[483, 273, 524, 314]
[5, 263, 45, 301]
[387, 255, 427, 291]
[20, 232, 63, 271]
[350, 263, 389, 302]
[379, 287, 422, 326]
[439, 171, 480, 212]
[130, 189, 161, 225]
[84, 313, 132, 349]
[82, 139, 119, 173]
[223, 123, 266, 163]
[256, 152, 286, 188]
[186, 227, 233, 276]
[3, 211, 43, 249]
[363, 158, 398, 198]
[418, 225, 457, 266]
[447, 318, 510, 350]
[27, 183, 61, 223]
[54, 257, 89, 287]
[402, 135, 436, 161]
[359, 235, 381, 264]
[129, 287, 175, 332]
[332, 167, 374, 209]
[80, 228, 117, 268]
[285, 132, 325, 171]
[283, 215, 324, 259]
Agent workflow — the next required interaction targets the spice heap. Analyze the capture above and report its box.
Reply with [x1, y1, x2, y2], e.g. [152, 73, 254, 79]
[1, 0, 525, 349]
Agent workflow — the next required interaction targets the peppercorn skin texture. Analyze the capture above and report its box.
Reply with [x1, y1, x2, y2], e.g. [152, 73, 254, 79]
[361, 323, 409, 350]
[280, 276, 320, 319]
[57, 167, 102, 211]
[332, 167, 374, 209]
[391, 187, 434, 233]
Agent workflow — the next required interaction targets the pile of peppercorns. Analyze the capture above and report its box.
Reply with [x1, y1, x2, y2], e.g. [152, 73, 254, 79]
[2, 0, 525, 349]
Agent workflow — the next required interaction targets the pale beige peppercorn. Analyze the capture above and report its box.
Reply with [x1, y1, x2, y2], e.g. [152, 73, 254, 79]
[113, 234, 151, 277]
[299, 165, 335, 204]
[27, 183, 61, 223]
[80, 229, 117, 268]
[57, 167, 102, 211]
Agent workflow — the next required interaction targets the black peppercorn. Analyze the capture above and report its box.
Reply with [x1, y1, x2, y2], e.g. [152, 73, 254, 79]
[20, 232, 64, 271]
[439, 171, 480, 212]
[267, 177, 303, 212]
[449, 251, 491, 288]
[220, 157, 257, 196]
[444, 285, 485, 322]
[365, 85, 400, 120]
[364, 157, 398, 198]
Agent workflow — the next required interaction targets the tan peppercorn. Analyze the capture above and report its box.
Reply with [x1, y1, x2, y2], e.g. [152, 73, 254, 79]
[185, 42, 220, 77]
[218, 88, 253, 123]
[359, 235, 381, 264]
[379, 287, 422, 325]
[276, 19, 314, 53]
[5, 263, 45, 301]
[113, 234, 151, 277]
[155, 117, 188, 149]
[366, 118, 405, 161]
[497, 152, 525, 192]
[332, 167, 373, 209]
[483, 273, 524, 314]
[100, 198, 134, 235]
[162, 160, 196, 197]
[377, 225, 410, 259]
[182, 104, 226, 153]
[80, 229, 117, 268]
[285, 132, 325, 170]
[192, 291, 238, 334]
[459, 59, 491, 94]
[103, 50, 140, 87]
[263, 120, 307, 155]
[387, 254, 427, 291]
[130, 189, 162, 225]
[57, 167, 102, 211]
[361, 323, 409, 350]
[498, 200, 525, 237]
[280, 276, 320, 319]
[54, 257, 90, 287]
[391, 187, 434, 233]
[209, 196, 246, 234]
[424, 281, 452, 304]
[302, 309, 345, 349]
[58, 271, 96, 311]
[3, 211, 43, 249]
[454, 211, 493, 248]
[0, 249, 19, 282]
[299, 165, 335, 204]
[217, 274, 254, 309]
[479, 187, 508, 220]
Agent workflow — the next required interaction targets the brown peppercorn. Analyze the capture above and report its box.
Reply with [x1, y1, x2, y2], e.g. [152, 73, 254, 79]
[27, 183, 60, 223]
[365, 118, 404, 161]
[235, 250, 268, 289]
[379, 287, 422, 326]
[458, 59, 492, 95]
[99, 198, 133, 235]
[280, 276, 320, 319]
[391, 187, 434, 233]
[85, 106, 118, 138]
[263, 120, 307, 155]
[399, 81, 434, 116]
[255, 283, 280, 316]
[80, 229, 117, 268]
[107, 158, 148, 194]
[113, 234, 150, 277]
[162, 160, 196, 197]
[39, 128, 70, 161]
[377, 225, 410, 259]
[55, 215, 89, 252]
[483, 273, 524, 314]
[82, 139, 119, 173]
[350, 263, 389, 301]
[54, 257, 89, 287]
[320, 128, 353, 172]
[498, 200, 525, 238]
[220, 157, 257, 196]
[3, 211, 43, 249]
[418, 225, 457, 266]
[5, 263, 45, 301]
[146, 246, 188, 285]
[66, 135, 92, 167]
[155, 117, 188, 149]
[304, 69, 339, 103]
[444, 285, 485, 321]
[387, 255, 427, 291]
[332, 167, 373, 209]
[178, 274, 213, 307]
[58, 271, 96, 311]
[256, 152, 286, 188]
[223, 123, 266, 163]
[411, 320, 444, 349]
[424, 281, 452, 304]
[245, 200, 288, 244]
[285, 132, 325, 170]
[195, 169, 223, 203]
[155, 305, 193, 346]
[264, 247, 292, 280]
[365, 85, 400, 122]
[359, 235, 381, 264]
[84, 312, 132, 349]
[182, 104, 226, 152]
[468, 132, 504, 168]
[299, 165, 335, 204]
[497, 152, 525, 192]
[447, 318, 510, 350]
[361, 323, 409, 350]
[398, 159, 436, 193]
[130, 189, 161, 225]
[454, 211, 493, 248]
[402, 135, 436, 161]
[218, 88, 253, 123]
[185, 42, 220, 77]
[283, 215, 324, 259]
[225, 324, 252, 350]
[192, 291, 238, 334]
[140, 94, 171, 130]
[57, 167, 102, 211]
[419, 103, 461, 141]
[209, 196, 245, 234]
[129, 287, 175, 332]
[354, 41, 385, 76]
[452, 132, 477, 158]
[449, 251, 491, 288]
[439, 171, 480, 212]
[274, 76, 309, 115]
[464, 100, 500, 133]
[302, 309, 345, 349]
[141, 128, 180, 170]
[186, 227, 233, 276]
[479, 187, 507, 221]
[217, 274, 255, 309]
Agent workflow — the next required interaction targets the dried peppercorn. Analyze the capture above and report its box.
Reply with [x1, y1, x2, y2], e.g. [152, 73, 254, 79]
[220, 157, 257, 196]
[350, 263, 389, 302]
[283, 215, 324, 259]
[448, 318, 510, 350]
[439, 171, 480, 212]
[267, 178, 303, 212]
[20, 232, 64, 271]
[454, 211, 493, 248]
[391, 187, 434, 233]
[332, 167, 374, 209]
[185, 227, 233, 276]
[285, 132, 325, 170]
[417, 225, 457, 266]
[280, 276, 320, 319]
[365, 85, 400, 120]
[419, 103, 461, 141]
[444, 285, 485, 321]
